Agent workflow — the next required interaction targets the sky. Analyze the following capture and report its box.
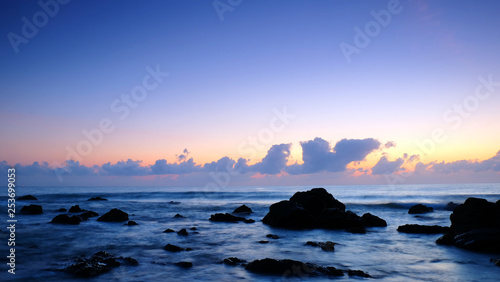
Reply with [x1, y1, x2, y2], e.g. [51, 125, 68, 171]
[1, 0, 500, 187]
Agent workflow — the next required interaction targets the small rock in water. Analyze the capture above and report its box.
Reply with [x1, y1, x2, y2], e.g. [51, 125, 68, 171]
[20, 204, 43, 215]
[266, 234, 280, 239]
[232, 205, 253, 214]
[126, 221, 138, 226]
[222, 257, 246, 266]
[87, 197, 108, 201]
[190, 227, 197, 230]
[173, 213, 186, 218]
[163, 244, 190, 252]
[444, 202, 459, 211]
[305, 241, 336, 251]
[408, 204, 434, 214]
[258, 240, 269, 244]
[177, 228, 188, 236]
[163, 228, 175, 233]
[69, 205, 83, 213]
[209, 213, 246, 223]
[64, 251, 137, 277]
[50, 214, 82, 225]
[174, 261, 193, 268]
[361, 213, 387, 227]
[80, 211, 99, 219]
[245, 258, 346, 277]
[18, 195, 37, 200]
[97, 208, 129, 222]
[347, 269, 372, 278]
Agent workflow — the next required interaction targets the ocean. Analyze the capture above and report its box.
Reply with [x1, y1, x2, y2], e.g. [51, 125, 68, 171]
[1, 183, 500, 281]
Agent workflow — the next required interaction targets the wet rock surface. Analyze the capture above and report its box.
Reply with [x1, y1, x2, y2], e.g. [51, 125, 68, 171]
[64, 251, 137, 277]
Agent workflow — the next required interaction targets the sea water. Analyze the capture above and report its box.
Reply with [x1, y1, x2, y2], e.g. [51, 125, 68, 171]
[1, 183, 500, 281]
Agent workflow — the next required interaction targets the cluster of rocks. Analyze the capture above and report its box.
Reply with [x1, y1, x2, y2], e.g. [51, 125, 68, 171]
[64, 251, 137, 277]
[437, 197, 500, 253]
[209, 205, 255, 223]
[262, 188, 386, 233]
[51, 208, 129, 225]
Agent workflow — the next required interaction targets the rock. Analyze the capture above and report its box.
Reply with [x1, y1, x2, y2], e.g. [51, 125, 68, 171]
[245, 258, 345, 277]
[126, 221, 138, 226]
[168, 201, 181, 205]
[209, 213, 246, 223]
[233, 205, 253, 214]
[289, 188, 346, 217]
[177, 228, 188, 236]
[266, 234, 280, 239]
[18, 195, 37, 200]
[58, 208, 67, 212]
[173, 214, 186, 218]
[64, 251, 137, 277]
[163, 244, 190, 252]
[174, 261, 192, 268]
[190, 227, 197, 230]
[361, 213, 387, 227]
[20, 204, 43, 215]
[69, 205, 83, 213]
[347, 269, 372, 278]
[491, 258, 500, 267]
[437, 197, 500, 253]
[163, 229, 175, 233]
[397, 224, 450, 234]
[50, 214, 82, 225]
[258, 240, 269, 244]
[262, 200, 317, 229]
[244, 219, 255, 223]
[87, 197, 107, 201]
[222, 257, 246, 266]
[305, 241, 336, 251]
[80, 211, 99, 219]
[97, 209, 129, 222]
[444, 202, 460, 211]
[409, 204, 434, 214]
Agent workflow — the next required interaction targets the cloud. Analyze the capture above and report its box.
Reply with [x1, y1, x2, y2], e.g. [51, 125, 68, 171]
[286, 137, 381, 175]
[250, 143, 291, 175]
[151, 158, 202, 175]
[429, 151, 500, 173]
[177, 148, 190, 162]
[101, 159, 150, 176]
[371, 156, 405, 175]
[384, 141, 396, 149]
[204, 157, 236, 173]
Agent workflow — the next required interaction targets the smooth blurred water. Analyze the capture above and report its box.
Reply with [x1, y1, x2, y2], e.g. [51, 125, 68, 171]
[1, 183, 500, 281]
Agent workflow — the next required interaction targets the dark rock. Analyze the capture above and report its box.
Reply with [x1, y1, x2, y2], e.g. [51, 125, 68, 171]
[64, 251, 137, 277]
[258, 240, 269, 244]
[58, 208, 67, 212]
[245, 258, 345, 277]
[163, 244, 188, 252]
[209, 213, 246, 223]
[321, 209, 365, 231]
[289, 188, 346, 216]
[244, 219, 255, 223]
[347, 269, 372, 278]
[163, 229, 175, 233]
[177, 228, 188, 236]
[305, 241, 336, 251]
[266, 234, 280, 239]
[126, 221, 138, 226]
[51, 214, 82, 225]
[491, 258, 500, 267]
[97, 209, 129, 222]
[223, 257, 246, 266]
[361, 213, 387, 227]
[87, 197, 108, 201]
[20, 204, 43, 215]
[397, 224, 450, 234]
[347, 226, 367, 234]
[69, 205, 83, 213]
[169, 201, 181, 205]
[80, 211, 99, 219]
[173, 214, 186, 218]
[262, 200, 317, 229]
[18, 195, 37, 200]
[437, 197, 500, 253]
[190, 227, 197, 230]
[444, 202, 460, 211]
[409, 204, 434, 214]
[174, 261, 192, 268]
[233, 205, 253, 214]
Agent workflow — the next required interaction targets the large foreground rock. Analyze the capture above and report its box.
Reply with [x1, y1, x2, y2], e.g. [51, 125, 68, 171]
[437, 197, 500, 253]
[97, 209, 129, 222]
[262, 188, 386, 232]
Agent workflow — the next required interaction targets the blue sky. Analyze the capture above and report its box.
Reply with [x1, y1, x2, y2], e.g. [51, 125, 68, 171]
[1, 0, 500, 186]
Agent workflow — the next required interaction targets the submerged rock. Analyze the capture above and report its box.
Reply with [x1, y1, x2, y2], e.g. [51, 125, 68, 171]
[163, 244, 191, 252]
[69, 205, 83, 213]
[58, 208, 67, 212]
[209, 213, 246, 223]
[20, 204, 43, 215]
[444, 202, 460, 211]
[266, 234, 280, 239]
[437, 197, 500, 253]
[174, 261, 193, 268]
[262, 188, 385, 232]
[397, 224, 449, 234]
[51, 214, 82, 225]
[18, 195, 37, 200]
[305, 241, 336, 251]
[233, 205, 253, 214]
[177, 228, 188, 236]
[126, 221, 138, 226]
[173, 214, 186, 218]
[64, 251, 137, 277]
[87, 197, 108, 201]
[408, 204, 434, 214]
[222, 257, 246, 266]
[163, 228, 175, 233]
[80, 211, 99, 219]
[97, 209, 129, 222]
